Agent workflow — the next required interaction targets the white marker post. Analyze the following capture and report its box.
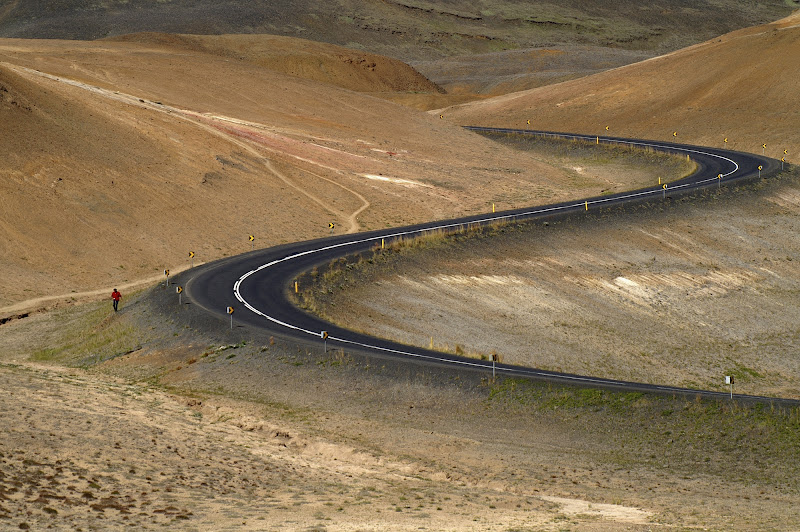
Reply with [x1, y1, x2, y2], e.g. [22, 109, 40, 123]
[321, 331, 329, 353]
[491, 352, 499, 379]
[725, 375, 734, 399]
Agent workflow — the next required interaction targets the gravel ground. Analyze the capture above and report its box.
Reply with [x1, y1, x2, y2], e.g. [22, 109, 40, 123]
[307, 167, 800, 399]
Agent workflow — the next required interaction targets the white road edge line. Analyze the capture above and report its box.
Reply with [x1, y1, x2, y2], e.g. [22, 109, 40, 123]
[232, 131, 742, 382]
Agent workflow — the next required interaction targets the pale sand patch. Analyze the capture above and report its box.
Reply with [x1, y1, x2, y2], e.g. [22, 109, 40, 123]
[430, 274, 525, 286]
[361, 174, 432, 188]
[540, 495, 652, 524]
[766, 187, 800, 209]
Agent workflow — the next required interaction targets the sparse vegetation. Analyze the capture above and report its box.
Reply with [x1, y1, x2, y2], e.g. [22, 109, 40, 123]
[2, 2, 800, 529]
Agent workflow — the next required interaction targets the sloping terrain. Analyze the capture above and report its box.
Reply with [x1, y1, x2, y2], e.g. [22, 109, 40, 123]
[3, 281, 799, 530]
[412, 45, 654, 97]
[2, 1, 797, 112]
[310, 168, 800, 399]
[2, 6, 800, 532]
[443, 11, 800, 163]
[107, 32, 444, 95]
[0, 0, 795, 62]
[0, 36, 583, 310]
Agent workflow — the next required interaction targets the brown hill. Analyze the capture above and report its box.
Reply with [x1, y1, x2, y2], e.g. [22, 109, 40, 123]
[106, 33, 444, 94]
[442, 12, 800, 163]
[0, 35, 575, 309]
[0, 0, 796, 62]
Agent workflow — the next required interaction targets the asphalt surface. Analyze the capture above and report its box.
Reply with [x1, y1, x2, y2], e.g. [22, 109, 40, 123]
[185, 128, 793, 403]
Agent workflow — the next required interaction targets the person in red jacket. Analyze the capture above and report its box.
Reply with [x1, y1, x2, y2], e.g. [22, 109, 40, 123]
[111, 288, 121, 311]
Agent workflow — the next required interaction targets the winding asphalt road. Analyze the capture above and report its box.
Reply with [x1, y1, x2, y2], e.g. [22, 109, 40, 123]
[185, 128, 790, 403]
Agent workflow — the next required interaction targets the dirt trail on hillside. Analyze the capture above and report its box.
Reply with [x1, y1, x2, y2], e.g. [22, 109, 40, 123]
[8, 64, 370, 234]
[0, 38, 583, 308]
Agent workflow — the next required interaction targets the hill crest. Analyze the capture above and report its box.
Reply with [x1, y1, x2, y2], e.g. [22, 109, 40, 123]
[443, 11, 800, 163]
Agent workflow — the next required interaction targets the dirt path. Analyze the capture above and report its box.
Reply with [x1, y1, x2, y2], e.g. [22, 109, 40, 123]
[6, 64, 371, 233]
[0, 265, 200, 317]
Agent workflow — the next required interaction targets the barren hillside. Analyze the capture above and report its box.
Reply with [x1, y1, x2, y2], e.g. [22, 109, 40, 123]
[0, 36, 580, 310]
[443, 11, 800, 163]
[0, 0, 796, 62]
[107, 33, 444, 95]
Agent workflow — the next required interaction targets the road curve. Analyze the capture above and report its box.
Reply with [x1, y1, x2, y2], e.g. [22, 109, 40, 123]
[185, 128, 792, 404]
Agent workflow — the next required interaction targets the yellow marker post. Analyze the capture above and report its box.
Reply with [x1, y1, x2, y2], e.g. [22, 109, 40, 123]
[585, 201, 588, 211]
[381, 238, 385, 250]
[492, 203, 496, 213]
[718, 173, 722, 190]
[294, 281, 298, 294]
[430, 337, 434, 349]
[658, 177, 661, 185]
[596, 136, 599, 144]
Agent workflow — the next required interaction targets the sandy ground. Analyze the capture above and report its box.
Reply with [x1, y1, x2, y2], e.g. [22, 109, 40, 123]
[307, 165, 800, 399]
[0, 35, 592, 310]
[2, 297, 799, 530]
[442, 12, 800, 165]
[0, 361, 650, 531]
[3, 12, 800, 531]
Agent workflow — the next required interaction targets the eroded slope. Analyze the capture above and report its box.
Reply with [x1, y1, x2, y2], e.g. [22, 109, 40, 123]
[444, 12, 800, 163]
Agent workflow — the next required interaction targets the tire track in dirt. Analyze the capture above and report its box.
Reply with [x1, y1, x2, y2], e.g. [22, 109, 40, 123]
[0, 64, 370, 315]
[188, 113, 371, 234]
[5, 64, 370, 233]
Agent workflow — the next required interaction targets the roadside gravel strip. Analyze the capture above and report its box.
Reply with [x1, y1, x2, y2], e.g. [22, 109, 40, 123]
[185, 128, 794, 404]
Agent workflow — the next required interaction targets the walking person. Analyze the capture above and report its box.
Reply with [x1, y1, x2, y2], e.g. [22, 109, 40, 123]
[111, 288, 121, 311]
